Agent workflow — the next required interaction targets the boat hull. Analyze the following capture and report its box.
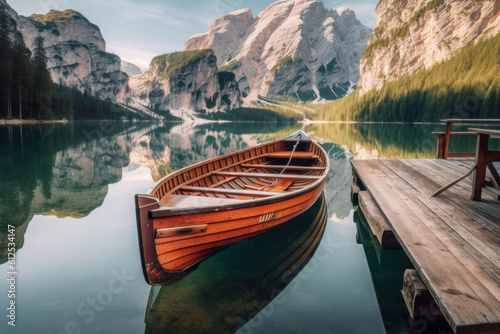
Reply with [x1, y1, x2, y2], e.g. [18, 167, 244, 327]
[144, 193, 328, 333]
[135, 130, 329, 285]
[136, 180, 325, 285]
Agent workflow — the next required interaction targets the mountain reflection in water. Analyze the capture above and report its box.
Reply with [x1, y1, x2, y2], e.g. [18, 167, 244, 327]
[144, 193, 328, 334]
[1, 121, 463, 264]
[1, 121, 469, 334]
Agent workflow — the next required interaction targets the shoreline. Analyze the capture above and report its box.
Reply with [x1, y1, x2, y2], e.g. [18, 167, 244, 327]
[0, 118, 446, 125]
[0, 119, 69, 125]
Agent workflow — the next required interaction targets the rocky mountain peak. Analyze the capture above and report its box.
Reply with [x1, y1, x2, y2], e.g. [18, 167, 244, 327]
[185, 8, 255, 67]
[21, 9, 106, 52]
[130, 49, 242, 118]
[121, 60, 142, 76]
[15, 6, 130, 103]
[29, 9, 97, 27]
[186, 0, 371, 102]
[358, 0, 500, 95]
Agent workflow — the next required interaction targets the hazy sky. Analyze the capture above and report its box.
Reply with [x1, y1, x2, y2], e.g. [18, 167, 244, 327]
[10, 0, 378, 69]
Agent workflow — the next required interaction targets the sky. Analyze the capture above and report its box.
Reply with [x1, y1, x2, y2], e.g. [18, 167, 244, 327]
[9, 0, 379, 69]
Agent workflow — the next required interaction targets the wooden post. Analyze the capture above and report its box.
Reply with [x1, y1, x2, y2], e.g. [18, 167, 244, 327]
[471, 134, 489, 201]
[487, 161, 500, 189]
[358, 191, 400, 249]
[436, 134, 445, 159]
[351, 184, 361, 201]
[402, 269, 442, 320]
[444, 121, 452, 159]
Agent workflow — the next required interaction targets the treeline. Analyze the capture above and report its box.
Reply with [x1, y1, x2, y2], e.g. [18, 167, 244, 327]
[59, 85, 148, 120]
[197, 107, 299, 122]
[315, 33, 500, 122]
[0, 7, 55, 120]
[0, 6, 146, 121]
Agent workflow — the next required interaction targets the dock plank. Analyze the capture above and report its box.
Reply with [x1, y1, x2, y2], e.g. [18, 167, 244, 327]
[358, 191, 400, 249]
[380, 160, 500, 299]
[352, 159, 500, 333]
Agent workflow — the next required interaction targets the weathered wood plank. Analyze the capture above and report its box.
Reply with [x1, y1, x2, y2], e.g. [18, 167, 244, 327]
[160, 194, 241, 208]
[358, 191, 400, 249]
[381, 160, 500, 297]
[156, 224, 208, 238]
[213, 172, 321, 180]
[440, 119, 500, 124]
[267, 151, 319, 159]
[418, 159, 500, 202]
[432, 132, 475, 136]
[241, 164, 325, 171]
[402, 269, 442, 320]
[351, 183, 361, 201]
[180, 186, 283, 197]
[352, 159, 500, 332]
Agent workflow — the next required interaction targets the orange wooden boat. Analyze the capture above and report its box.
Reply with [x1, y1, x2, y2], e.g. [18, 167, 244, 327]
[144, 193, 328, 333]
[135, 130, 329, 285]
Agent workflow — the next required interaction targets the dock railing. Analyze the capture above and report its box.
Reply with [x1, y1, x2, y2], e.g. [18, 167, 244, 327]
[432, 119, 500, 159]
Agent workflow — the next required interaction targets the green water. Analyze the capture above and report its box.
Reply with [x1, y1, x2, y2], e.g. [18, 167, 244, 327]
[1, 121, 494, 334]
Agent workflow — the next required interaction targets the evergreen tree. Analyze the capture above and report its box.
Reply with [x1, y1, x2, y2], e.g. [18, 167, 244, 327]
[11, 31, 32, 119]
[0, 6, 13, 118]
[31, 35, 52, 119]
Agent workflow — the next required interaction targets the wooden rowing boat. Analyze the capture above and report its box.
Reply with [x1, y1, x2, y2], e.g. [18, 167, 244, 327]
[144, 193, 328, 333]
[135, 130, 329, 285]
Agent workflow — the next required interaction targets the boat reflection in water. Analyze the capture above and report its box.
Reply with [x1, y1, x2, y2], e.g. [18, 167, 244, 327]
[143, 193, 328, 334]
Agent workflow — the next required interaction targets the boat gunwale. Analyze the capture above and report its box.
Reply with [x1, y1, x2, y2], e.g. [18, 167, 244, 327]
[150, 178, 327, 218]
[146, 136, 330, 218]
[135, 131, 330, 284]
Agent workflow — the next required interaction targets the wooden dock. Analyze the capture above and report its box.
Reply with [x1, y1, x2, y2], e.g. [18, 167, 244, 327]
[352, 158, 500, 334]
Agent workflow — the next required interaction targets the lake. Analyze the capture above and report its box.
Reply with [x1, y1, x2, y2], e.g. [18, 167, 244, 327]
[0, 121, 491, 334]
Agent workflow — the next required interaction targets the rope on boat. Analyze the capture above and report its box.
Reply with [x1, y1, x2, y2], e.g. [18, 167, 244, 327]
[261, 133, 302, 191]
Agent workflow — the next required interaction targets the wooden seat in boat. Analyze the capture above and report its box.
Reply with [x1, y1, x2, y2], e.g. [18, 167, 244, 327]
[266, 151, 319, 159]
[160, 194, 242, 208]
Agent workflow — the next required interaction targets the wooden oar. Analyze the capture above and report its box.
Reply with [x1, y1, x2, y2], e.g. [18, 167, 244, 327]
[431, 164, 477, 197]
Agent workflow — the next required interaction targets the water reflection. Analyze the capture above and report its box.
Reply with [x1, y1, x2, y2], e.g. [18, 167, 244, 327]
[0, 122, 164, 263]
[355, 208, 454, 333]
[0, 121, 462, 333]
[144, 193, 328, 334]
[0, 122, 465, 264]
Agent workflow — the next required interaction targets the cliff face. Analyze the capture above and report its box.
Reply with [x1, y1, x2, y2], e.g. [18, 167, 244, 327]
[121, 60, 142, 76]
[129, 50, 241, 117]
[17, 9, 131, 103]
[185, 0, 371, 101]
[358, 0, 500, 95]
[185, 9, 255, 68]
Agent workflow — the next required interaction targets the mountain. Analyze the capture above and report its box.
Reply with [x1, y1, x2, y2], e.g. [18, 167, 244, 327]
[15, 8, 131, 103]
[358, 0, 500, 95]
[185, 0, 372, 102]
[121, 60, 142, 76]
[129, 49, 242, 118]
[313, 0, 500, 122]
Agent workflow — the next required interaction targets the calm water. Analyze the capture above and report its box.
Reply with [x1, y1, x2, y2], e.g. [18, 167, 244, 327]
[0, 121, 495, 334]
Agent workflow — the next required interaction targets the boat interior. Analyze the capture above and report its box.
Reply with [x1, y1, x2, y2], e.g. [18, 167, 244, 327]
[152, 139, 327, 206]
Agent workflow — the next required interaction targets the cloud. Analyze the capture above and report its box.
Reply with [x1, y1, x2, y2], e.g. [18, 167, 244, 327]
[107, 43, 160, 68]
[90, 0, 189, 27]
[326, 0, 378, 27]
